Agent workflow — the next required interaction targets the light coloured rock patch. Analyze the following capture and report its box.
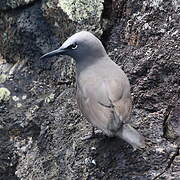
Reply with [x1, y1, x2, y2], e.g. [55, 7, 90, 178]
[0, 87, 11, 102]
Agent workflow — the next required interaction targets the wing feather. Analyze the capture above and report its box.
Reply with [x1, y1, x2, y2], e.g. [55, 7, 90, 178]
[76, 77, 132, 135]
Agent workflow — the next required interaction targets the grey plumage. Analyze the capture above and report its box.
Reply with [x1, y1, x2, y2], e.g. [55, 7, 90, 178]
[40, 31, 145, 150]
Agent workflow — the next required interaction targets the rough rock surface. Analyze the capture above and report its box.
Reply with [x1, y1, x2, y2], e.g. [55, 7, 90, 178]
[0, 0, 37, 10]
[0, 0, 180, 180]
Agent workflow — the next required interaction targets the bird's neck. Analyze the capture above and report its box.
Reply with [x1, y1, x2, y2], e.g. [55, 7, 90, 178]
[75, 55, 105, 74]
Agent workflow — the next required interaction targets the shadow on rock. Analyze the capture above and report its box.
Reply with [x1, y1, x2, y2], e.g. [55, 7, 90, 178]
[91, 136, 150, 179]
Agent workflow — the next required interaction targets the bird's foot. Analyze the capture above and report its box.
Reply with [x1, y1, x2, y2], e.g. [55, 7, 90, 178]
[81, 128, 103, 141]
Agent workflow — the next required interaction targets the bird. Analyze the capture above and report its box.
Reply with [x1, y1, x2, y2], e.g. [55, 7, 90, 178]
[40, 31, 145, 150]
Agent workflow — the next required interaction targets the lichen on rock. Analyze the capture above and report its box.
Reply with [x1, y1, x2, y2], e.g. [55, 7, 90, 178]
[57, 0, 104, 34]
[0, 87, 11, 102]
[0, 74, 7, 83]
[58, 0, 104, 22]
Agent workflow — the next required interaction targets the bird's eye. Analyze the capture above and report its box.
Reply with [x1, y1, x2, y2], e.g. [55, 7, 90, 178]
[71, 43, 78, 50]
[67, 43, 78, 50]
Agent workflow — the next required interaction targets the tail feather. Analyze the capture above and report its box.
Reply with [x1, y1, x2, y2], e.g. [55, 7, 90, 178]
[116, 124, 145, 150]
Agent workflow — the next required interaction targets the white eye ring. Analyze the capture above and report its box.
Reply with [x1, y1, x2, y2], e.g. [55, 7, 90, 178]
[72, 44, 78, 50]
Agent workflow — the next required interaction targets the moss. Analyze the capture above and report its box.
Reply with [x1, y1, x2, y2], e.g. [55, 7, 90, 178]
[0, 87, 11, 102]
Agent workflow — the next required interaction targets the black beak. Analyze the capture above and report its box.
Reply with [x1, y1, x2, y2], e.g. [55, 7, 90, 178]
[40, 47, 66, 60]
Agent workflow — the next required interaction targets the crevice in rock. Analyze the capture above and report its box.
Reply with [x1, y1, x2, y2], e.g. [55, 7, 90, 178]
[101, 0, 112, 20]
[162, 104, 173, 139]
[100, 0, 113, 47]
[153, 146, 179, 180]
[101, 0, 127, 48]
[154, 101, 180, 179]
[163, 99, 179, 143]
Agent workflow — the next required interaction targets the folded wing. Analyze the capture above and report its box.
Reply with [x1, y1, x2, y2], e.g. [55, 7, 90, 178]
[76, 78, 132, 136]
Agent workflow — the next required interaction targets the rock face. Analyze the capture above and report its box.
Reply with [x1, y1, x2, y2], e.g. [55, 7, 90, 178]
[0, 0, 37, 10]
[0, 0, 179, 179]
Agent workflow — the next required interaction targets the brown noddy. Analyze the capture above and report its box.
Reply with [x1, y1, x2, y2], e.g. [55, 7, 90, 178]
[40, 31, 145, 150]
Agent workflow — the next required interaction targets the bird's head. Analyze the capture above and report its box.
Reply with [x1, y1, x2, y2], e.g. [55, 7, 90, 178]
[40, 31, 106, 62]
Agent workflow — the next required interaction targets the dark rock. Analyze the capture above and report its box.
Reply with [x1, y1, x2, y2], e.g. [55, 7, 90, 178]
[0, 2, 57, 64]
[163, 100, 180, 146]
[0, 0, 180, 179]
[0, 0, 37, 10]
